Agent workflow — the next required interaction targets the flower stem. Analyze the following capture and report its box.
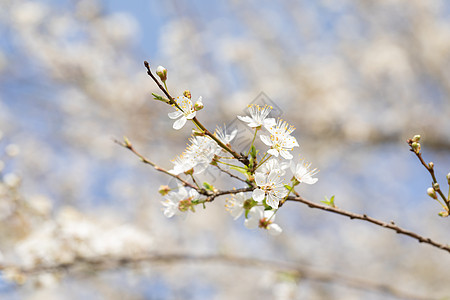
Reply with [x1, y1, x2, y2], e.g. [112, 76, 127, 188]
[247, 128, 259, 157]
[192, 117, 248, 166]
[254, 155, 272, 171]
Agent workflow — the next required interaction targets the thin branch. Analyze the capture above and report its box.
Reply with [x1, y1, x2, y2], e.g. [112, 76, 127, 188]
[114, 139, 201, 193]
[143, 61, 249, 166]
[213, 164, 249, 184]
[286, 195, 450, 254]
[407, 138, 449, 210]
[205, 187, 254, 202]
[0, 253, 429, 300]
[192, 117, 249, 166]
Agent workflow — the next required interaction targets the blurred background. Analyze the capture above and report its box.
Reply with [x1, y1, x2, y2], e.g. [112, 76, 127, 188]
[1, 0, 450, 299]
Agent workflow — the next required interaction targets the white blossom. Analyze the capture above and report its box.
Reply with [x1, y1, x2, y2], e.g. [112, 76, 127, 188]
[258, 158, 289, 177]
[162, 185, 199, 218]
[225, 192, 247, 220]
[168, 96, 197, 130]
[169, 135, 217, 175]
[237, 104, 276, 128]
[168, 154, 196, 175]
[253, 169, 288, 209]
[291, 159, 319, 184]
[185, 135, 218, 174]
[214, 125, 237, 154]
[244, 206, 282, 235]
[260, 119, 299, 159]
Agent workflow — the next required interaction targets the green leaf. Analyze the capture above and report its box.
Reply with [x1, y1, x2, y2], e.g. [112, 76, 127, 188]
[321, 195, 336, 208]
[230, 166, 248, 175]
[250, 145, 257, 159]
[203, 182, 214, 192]
[152, 93, 169, 103]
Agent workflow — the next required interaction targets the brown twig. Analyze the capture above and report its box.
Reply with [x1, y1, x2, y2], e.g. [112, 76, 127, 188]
[0, 253, 429, 300]
[286, 195, 450, 254]
[213, 163, 249, 184]
[143, 61, 249, 166]
[114, 138, 201, 192]
[407, 138, 449, 211]
[203, 187, 255, 202]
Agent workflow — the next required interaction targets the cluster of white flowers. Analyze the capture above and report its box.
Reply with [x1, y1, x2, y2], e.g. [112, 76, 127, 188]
[14, 207, 153, 269]
[161, 100, 318, 235]
[169, 126, 237, 176]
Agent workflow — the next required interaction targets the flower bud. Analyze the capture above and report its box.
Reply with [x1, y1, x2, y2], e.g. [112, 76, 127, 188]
[411, 142, 421, 153]
[192, 130, 204, 136]
[194, 96, 204, 111]
[438, 211, 449, 217]
[427, 187, 437, 199]
[156, 66, 167, 82]
[183, 90, 191, 99]
[429, 162, 434, 169]
[412, 135, 421, 142]
[433, 183, 440, 191]
[158, 185, 171, 196]
[447, 172, 450, 185]
[178, 198, 194, 212]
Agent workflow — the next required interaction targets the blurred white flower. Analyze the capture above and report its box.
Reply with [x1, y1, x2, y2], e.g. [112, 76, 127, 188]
[214, 125, 237, 153]
[237, 104, 276, 128]
[3, 173, 21, 187]
[168, 154, 196, 175]
[162, 185, 199, 218]
[260, 119, 299, 159]
[186, 136, 217, 174]
[245, 206, 282, 235]
[225, 192, 247, 220]
[253, 169, 288, 209]
[168, 96, 197, 130]
[259, 158, 289, 177]
[290, 159, 319, 185]
[5, 144, 20, 157]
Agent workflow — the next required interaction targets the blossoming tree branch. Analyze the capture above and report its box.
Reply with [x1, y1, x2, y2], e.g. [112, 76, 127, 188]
[117, 61, 450, 252]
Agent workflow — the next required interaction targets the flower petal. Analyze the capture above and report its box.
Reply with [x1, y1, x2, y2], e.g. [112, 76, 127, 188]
[266, 193, 279, 209]
[259, 135, 272, 146]
[173, 117, 187, 130]
[268, 223, 282, 235]
[237, 115, 253, 123]
[263, 118, 276, 130]
[186, 111, 196, 120]
[254, 172, 267, 187]
[168, 111, 183, 119]
[280, 150, 293, 160]
[302, 177, 318, 185]
[268, 149, 279, 157]
[252, 188, 266, 202]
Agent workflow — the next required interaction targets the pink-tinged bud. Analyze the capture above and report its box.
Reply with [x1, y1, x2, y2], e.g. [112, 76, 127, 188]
[194, 96, 204, 111]
[158, 185, 171, 196]
[156, 66, 167, 82]
[183, 90, 191, 99]
[427, 187, 437, 199]
[411, 135, 421, 143]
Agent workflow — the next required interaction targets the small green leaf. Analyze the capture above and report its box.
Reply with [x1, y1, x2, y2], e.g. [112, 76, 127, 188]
[321, 195, 336, 208]
[152, 93, 169, 103]
[203, 182, 214, 191]
[250, 145, 257, 159]
[230, 166, 248, 175]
